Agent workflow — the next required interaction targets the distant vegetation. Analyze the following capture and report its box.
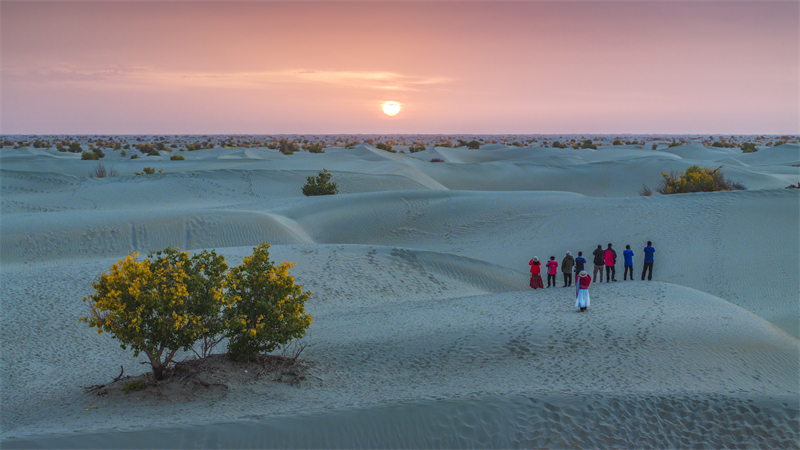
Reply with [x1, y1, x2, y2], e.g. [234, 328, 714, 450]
[278, 138, 298, 155]
[89, 162, 118, 178]
[408, 146, 426, 153]
[81, 151, 99, 160]
[741, 143, 757, 153]
[302, 169, 338, 196]
[134, 167, 165, 175]
[170, 154, 185, 160]
[430, 158, 445, 162]
[375, 142, 395, 153]
[641, 165, 745, 195]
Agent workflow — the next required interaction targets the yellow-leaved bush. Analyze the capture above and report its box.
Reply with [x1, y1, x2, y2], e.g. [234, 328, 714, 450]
[224, 243, 313, 361]
[652, 165, 746, 195]
[81, 243, 312, 379]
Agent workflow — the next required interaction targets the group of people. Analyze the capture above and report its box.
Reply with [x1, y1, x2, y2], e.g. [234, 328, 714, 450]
[528, 241, 657, 312]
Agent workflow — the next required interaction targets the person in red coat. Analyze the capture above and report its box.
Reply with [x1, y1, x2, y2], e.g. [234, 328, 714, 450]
[545, 256, 559, 288]
[575, 270, 591, 312]
[529, 256, 544, 289]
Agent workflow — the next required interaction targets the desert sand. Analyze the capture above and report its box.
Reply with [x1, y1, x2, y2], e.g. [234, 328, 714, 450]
[1, 139, 799, 448]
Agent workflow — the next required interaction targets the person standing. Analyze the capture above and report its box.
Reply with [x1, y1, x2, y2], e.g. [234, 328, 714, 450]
[529, 257, 544, 289]
[546, 256, 558, 288]
[575, 270, 592, 312]
[642, 241, 656, 280]
[604, 243, 617, 282]
[623, 245, 635, 280]
[574, 251, 587, 278]
[592, 245, 605, 283]
[561, 251, 575, 287]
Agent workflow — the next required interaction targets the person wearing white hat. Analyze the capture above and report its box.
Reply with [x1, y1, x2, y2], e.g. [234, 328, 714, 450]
[575, 270, 592, 312]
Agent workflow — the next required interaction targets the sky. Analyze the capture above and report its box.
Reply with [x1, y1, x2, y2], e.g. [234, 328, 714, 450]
[1, 1, 798, 134]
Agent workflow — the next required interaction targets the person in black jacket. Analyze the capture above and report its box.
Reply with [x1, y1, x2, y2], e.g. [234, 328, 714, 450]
[592, 245, 604, 283]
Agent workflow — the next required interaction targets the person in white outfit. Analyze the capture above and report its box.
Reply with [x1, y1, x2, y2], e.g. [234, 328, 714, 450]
[575, 270, 592, 312]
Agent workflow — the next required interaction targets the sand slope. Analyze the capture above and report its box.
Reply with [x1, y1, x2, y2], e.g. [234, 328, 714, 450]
[1, 142, 798, 447]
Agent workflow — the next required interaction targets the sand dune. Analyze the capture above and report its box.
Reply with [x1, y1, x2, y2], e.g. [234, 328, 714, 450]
[1, 141, 798, 447]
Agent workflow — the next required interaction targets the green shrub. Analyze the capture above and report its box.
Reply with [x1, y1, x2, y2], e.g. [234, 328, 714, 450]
[612, 139, 623, 146]
[92, 148, 105, 159]
[302, 169, 338, 196]
[147, 150, 160, 157]
[69, 142, 83, 153]
[170, 154, 185, 161]
[551, 141, 566, 149]
[307, 143, 325, 153]
[408, 146, 426, 153]
[81, 151, 99, 160]
[655, 165, 746, 194]
[120, 150, 127, 157]
[581, 140, 597, 150]
[224, 243, 312, 361]
[130, 154, 139, 160]
[121, 379, 147, 394]
[278, 139, 298, 155]
[56, 144, 67, 152]
[466, 140, 480, 149]
[375, 142, 394, 152]
[668, 142, 682, 148]
[741, 143, 757, 153]
[33, 140, 44, 148]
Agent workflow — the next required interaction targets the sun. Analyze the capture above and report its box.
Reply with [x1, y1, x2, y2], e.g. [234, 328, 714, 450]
[382, 101, 401, 116]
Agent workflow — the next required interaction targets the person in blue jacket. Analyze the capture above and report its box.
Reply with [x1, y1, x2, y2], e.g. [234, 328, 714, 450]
[623, 245, 634, 280]
[641, 241, 655, 280]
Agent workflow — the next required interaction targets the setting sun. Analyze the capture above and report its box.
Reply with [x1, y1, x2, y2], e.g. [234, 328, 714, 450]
[382, 101, 401, 116]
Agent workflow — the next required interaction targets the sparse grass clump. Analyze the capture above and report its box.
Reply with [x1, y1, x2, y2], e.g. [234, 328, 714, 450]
[430, 158, 445, 163]
[302, 169, 338, 196]
[89, 162, 118, 178]
[121, 379, 147, 394]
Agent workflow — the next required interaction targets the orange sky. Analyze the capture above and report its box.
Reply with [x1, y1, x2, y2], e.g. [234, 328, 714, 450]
[2, 1, 797, 134]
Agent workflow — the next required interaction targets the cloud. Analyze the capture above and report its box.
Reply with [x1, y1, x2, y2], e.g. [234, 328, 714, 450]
[3, 65, 451, 92]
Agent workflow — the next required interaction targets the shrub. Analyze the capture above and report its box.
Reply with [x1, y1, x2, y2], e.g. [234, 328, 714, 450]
[92, 148, 105, 159]
[652, 143, 658, 150]
[375, 142, 394, 152]
[278, 139, 298, 155]
[56, 144, 67, 152]
[307, 143, 325, 153]
[551, 141, 566, 149]
[639, 184, 653, 196]
[430, 158, 445, 162]
[667, 142, 682, 148]
[466, 140, 480, 149]
[170, 154, 185, 161]
[121, 150, 127, 157]
[302, 169, 338, 196]
[147, 150, 160, 157]
[655, 165, 746, 194]
[130, 154, 139, 160]
[81, 251, 208, 380]
[69, 142, 83, 153]
[33, 140, 44, 148]
[81, 151, 99, 161]
[741, 143, 757, 153]
[612, 139, 623, 146]
[581, 140, 597, 150]
[224, 243, 312, 361]
[408, 146, 426, 153]
[89, 163, 118, 178]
